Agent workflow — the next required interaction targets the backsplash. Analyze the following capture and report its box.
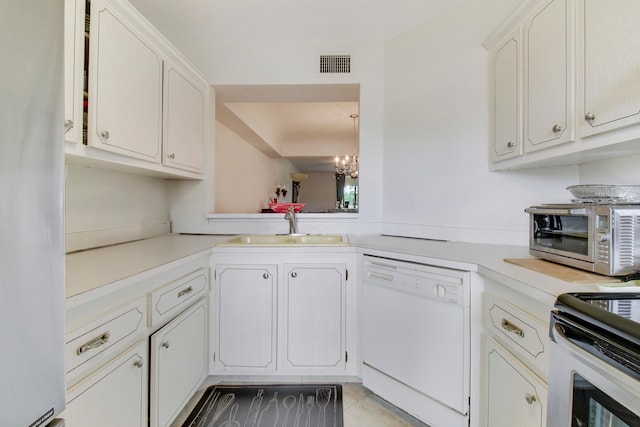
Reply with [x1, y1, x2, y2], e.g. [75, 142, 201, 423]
[65, 164, 170, 252]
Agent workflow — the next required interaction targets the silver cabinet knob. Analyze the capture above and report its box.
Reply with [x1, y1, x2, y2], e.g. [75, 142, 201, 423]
[134, 358, 144, 368]
[263, 273, 270, 279]
[585, 112, 596, 121]
[64, 119, 74, 132]
[291, 272, 298, 278]
[169, 153, 176, 159]
[525, 393, 537, 405]
[552, 124, 563, 133]
[507, 141, 515, 148]
[161, 341, 170, 349]
[100, 130, 110, 140]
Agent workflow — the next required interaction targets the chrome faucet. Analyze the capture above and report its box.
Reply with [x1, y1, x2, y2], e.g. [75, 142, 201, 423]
[284, 206, 298, 234]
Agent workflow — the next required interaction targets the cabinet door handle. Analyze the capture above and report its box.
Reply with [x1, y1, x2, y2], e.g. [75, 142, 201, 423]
[100, 130, 110, 140]
[263, 273, 270, 279]
[178, 286, 193, 298]
[501, 318, 525, 338]
[585, 112, 596, 122]
[506, 141, 515, 148]
[525, 393, 537, 405]
[291, 272, 298, 278]
[77, 331, 110, 355]
[134, 358, 144, 368]
[552, 124, 563, 133]
[161, 341, 170, 349]
[64, 119, 74, 132]
[169, 153, 176, 159]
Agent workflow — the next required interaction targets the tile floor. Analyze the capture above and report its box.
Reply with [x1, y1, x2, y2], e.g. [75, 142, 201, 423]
[171, 380, 429, 427]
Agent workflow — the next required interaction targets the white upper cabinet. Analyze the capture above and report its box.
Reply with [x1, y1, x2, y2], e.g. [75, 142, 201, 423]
[88, 0, 163, 162]
[524, 0, 574, 151]
[64, 0, 85, 144]
[65, 0, 208, 179]
[163, 62, 205, 173]
[487, 0, 640, 170]
[578, 0, 640, 137]
[491, 29, 522, 161]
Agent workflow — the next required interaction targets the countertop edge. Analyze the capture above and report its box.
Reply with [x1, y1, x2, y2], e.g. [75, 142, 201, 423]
[66, 233, 608, 304]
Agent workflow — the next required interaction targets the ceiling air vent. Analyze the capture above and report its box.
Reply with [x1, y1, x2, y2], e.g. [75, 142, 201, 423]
[320, 55, 351, 74]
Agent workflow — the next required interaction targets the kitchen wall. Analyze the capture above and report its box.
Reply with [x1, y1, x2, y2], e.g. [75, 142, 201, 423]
[169, 41, 385, 235]
[214, 122, 298, 213]
[65, 164, 170, 251]
[297, 172, 339, 213]
[67, 0, 640, 244]
[381, 0, 578, 245]
[578, 154, 640, 184]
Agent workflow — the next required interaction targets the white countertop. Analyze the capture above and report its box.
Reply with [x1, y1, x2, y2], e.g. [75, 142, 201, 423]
[66, 233, 616, 306]
[349, 234, 610, 306]
[66, 234, 227, 299]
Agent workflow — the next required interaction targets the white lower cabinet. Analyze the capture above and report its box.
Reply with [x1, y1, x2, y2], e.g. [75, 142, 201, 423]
[481, 277, 551, 427]
[150, 298, 209, 427]
[215, 265, 278, 371]
[213, 252, 354, 376]
[64, 340, 148, 427]
[64, 258, 211, 427]
[484, 337, 547, 427]
[282, 264, 346, 371]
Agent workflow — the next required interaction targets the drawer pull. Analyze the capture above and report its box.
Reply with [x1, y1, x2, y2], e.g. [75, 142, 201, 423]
[77, 331, 110, 355]
[525, 393, 537, 405]
[177, 286, 193, 298]
[501, 318, 525, 338]
[134, 358, 144, 368]
[161, 341, 170, 349]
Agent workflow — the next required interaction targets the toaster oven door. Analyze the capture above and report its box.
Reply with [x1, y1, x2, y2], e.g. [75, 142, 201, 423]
[526, 207, 594, 265]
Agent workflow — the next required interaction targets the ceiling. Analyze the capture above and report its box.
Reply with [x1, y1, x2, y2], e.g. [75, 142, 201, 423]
[214, 84, 360, 172]
[127, 0, 468, 45]
[127, 0, 468, 172]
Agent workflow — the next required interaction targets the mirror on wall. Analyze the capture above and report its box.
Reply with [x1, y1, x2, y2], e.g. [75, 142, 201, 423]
[213, 84, 360, 214]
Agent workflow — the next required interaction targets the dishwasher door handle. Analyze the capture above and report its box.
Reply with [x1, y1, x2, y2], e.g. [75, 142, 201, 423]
[366, 272, 394, 282]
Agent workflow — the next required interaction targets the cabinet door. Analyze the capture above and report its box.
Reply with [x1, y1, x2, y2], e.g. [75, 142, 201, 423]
[282, 264, 346, 371]
[525, 0, 574, 151]
[88, 0, 162, 162]
[150, 299, 208, 427]
[64, 340, 147, 427]
[579, 0, 640, 137]
[485, 337, 547, 427]
[64, 0, 85, 144]
[215, 265, 277, 371]
[163, 62, 205, 173]
[491, 29, 522, 161]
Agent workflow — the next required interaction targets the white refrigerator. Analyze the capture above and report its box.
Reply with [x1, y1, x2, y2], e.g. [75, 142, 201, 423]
[0, 0, 66, 426]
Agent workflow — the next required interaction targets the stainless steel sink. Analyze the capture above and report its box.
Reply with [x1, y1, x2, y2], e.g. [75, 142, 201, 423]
[217, 234, 348, 246]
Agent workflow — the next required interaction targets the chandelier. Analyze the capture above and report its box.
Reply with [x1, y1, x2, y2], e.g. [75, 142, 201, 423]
[335, 114, 359, 179]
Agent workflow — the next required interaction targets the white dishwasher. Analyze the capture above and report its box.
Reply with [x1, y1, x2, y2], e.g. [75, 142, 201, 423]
[362, 255, 471, 427]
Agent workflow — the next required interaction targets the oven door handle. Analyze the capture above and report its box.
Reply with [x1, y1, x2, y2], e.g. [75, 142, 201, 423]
[525, 207, 588, 215]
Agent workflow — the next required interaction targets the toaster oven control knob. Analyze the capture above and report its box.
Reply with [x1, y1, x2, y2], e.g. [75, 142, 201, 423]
[596, 232, 608, 243]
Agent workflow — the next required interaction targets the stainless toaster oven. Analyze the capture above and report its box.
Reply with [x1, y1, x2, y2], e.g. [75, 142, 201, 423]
[525, 204, 640, 276]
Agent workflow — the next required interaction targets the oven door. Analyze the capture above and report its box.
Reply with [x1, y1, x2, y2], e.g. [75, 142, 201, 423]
[526, 207, 595, 267]
[547, 313, 640, 427]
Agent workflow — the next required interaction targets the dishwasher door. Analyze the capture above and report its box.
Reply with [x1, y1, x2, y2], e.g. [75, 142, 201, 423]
[362, 256, 470, 415]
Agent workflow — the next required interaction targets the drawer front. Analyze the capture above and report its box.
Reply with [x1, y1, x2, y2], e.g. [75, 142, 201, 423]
[148, 268, 209, 327]
[484, 293, 549, 379]
[66, 297, 146, 381]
